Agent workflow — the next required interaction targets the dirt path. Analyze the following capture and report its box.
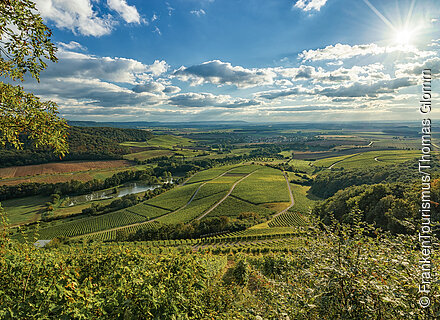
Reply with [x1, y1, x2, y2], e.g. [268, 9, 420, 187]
[374, 157, 380, 162]
[195, 170, 258, 221]
[327, 153, 359, 169]
[73, 167, 239, 239]
[272, 171, 294, 218]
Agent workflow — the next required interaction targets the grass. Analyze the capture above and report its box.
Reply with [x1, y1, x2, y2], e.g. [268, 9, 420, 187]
[206, 195, 274, 218]
[232, 167, 290, 204]
[289, 184, 321, 214]
[157, 192, 227, 224]
[2, 196, 49, 225]
[312, 154, 360, 168]
[125, 203, 170, 220]
[145, 182, 202, 211]
[268, 212, 307, 227]
[330, 150, 419, 169]
[192, 174, 246, 201]
[121, 135, 193, 149]
[288, 159, 314, 174]
[184, 165, 239, 184]
[123, 149, 174, 161]
[24, 209, 148, 239]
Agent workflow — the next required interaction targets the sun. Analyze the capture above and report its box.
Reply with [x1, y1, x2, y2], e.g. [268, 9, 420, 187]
[393, 28, 414, 46]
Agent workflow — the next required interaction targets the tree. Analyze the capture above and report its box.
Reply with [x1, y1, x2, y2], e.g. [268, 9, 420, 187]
[0, 0, 68, 156]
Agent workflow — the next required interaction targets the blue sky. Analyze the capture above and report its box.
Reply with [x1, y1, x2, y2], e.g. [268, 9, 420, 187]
[24, 0, 440, 122]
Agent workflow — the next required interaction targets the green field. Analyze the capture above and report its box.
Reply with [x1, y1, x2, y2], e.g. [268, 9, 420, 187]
[268, 212, 307, 227]
[312, 153, 360, 168]
[232, 167, 290, 204]
[121, 135, 193, 149]
[145, 182, 202, 211]
[289, 184, 321, 214]
[206, 195, 274, 218]
[328, 150, 419, 169]
[288, 159, 314, 174]
[2, 196, 49, 225]
[34, 210, 147, 239]
[184, 165, 239, 184]
[124, 149, 175, 161]
[125, 203, 171, 219]
[157, 192, 227, 224]
[192, 174, 247, 201]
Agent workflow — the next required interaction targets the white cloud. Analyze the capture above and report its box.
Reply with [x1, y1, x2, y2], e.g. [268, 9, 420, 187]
[153, 26, 162, 35]
[191, 9, 206, 17]
[174, 60, 276, 88]
[107, 0, 140, 24]
[34, 0, 114, 37]
[395, 57, 440, 78]
[34, 0, 142, 37]
[57, 41, 86, 51]
[294, 0, 328, 12]
[315, 77, 416, 98]
[169, 92, 261, 108]
[41, 50, 166, 85]
[299, 43, 434, 61]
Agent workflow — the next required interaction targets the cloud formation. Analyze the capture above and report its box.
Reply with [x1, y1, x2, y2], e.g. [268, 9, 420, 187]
[107, 0, 141, 24]
[169, 92, 261, 108]
[34, 0, 142, 36]
[190, 9, 206, 17]
[174, 60, 276, 88]
[299, 43, 434, 61]
[294, 0, 328, 12]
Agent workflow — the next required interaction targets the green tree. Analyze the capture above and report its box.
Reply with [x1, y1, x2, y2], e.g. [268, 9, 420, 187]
[0, 0, 68, 155]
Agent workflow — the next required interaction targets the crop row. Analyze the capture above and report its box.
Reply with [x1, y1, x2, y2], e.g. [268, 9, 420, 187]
[37, 210, 147, 239]
[268, 212, 307, 227]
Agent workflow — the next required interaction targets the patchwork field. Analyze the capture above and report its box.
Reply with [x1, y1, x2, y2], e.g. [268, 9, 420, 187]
[14, 164, 297, 240]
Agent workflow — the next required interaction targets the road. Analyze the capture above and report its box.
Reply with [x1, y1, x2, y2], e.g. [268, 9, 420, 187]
[273, 171, 294, 218]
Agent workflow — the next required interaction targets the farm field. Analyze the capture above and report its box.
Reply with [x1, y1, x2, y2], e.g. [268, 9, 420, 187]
[34, 209, 148, 239]
[2, 195, 49, 225]
[14, 164, 294, 240]
[145, 182, 203, 211]
[121, 134, 193, 148]
[268, 212, 307, 227]
[123, 149, 174, 161]
[184, 165, 239, 184]
[327, 150, 419, 169]
[206, 195, 274, 218]
[0, 160, 131, 179]
[289, 184, 321, 214]
[231, 167, 290, 204]
[0, 160, 133, 186]
[0, 163, 145, 186]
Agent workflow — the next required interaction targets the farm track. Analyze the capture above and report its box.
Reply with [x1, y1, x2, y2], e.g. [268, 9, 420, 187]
[195, 170, 259, 221]
[327, 153, 360, 169]
[272, 171, 294, 218]
[72, 167, 240, 239]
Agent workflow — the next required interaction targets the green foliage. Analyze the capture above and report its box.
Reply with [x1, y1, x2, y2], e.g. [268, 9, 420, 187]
[0, 0, 68, 155]
[312, 182, 423, 234]
[310, 158, 439, 198]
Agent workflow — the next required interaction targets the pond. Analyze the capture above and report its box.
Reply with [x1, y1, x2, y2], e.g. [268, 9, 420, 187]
[66, 182, 162, 206]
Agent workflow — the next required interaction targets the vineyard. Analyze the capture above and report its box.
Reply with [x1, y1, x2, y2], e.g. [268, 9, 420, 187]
[268, 212, 307, 227]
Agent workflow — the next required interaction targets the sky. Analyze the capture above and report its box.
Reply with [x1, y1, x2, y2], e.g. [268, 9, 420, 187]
[21, 0, 440, 122]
